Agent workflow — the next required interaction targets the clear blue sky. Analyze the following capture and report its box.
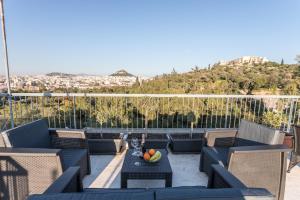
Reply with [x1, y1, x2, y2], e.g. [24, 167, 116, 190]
[0, 0, 299, 76]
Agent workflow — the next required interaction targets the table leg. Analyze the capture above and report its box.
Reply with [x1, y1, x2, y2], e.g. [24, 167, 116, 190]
[121, 173, 128, 188]
[165, 174, 172, 187]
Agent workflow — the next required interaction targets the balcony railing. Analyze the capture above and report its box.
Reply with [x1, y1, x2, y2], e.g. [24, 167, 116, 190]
[0, 93, 299, 132]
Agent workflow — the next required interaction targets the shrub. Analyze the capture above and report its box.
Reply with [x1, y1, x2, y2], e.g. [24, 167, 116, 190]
[262, 111, 283, 128]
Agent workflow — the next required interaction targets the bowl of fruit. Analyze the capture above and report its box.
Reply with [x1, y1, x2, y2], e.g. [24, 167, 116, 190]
[143, 149, 162, 163]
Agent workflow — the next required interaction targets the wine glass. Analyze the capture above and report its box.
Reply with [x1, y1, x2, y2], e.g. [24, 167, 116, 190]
[131, 137, 142, 166]
[131, 137, 140, 156]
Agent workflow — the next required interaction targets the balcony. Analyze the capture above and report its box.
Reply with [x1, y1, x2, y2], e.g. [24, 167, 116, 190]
[0, 93, 300, 200]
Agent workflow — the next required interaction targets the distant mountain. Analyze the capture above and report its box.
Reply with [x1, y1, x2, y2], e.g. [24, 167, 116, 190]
[46, 72, 74, 77]
[110, 70, 135, 77]
[46, 70, 136, 77]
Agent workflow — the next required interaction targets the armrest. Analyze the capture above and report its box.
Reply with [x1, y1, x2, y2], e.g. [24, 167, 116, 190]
[49, 128, 86, 138]
[204, 129, 237, 147]
[229, 144, 291, 154]
[207, 164, 247, 189]
[0, 147, 61, 156]
[240, 189, 275, 199]
[44, 166, 83, 194]
[49, 129, 88, 149]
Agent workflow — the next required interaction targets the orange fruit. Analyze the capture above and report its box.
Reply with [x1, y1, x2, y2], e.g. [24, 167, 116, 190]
[143, 152, 150, 161]
[149, 149, 156, 156]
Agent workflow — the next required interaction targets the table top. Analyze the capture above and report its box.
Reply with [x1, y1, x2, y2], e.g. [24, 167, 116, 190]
[121, 149, 172, 174]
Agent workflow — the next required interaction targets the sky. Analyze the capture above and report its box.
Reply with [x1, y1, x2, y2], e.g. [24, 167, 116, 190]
[0, 0, 299, 76]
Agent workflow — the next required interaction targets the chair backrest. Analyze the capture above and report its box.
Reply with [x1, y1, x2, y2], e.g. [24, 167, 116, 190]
[228, 146, 288, 200]
[293, 125, 300, 155]
[236, 119, 284, 146]
[0, 119, 51, 148]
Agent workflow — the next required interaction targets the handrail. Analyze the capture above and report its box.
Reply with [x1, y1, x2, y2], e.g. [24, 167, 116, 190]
[0, 92, 299, 131]
[0, 93, 8, 97]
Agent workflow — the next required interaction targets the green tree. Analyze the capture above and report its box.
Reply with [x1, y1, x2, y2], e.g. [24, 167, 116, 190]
[171, 68, 177, 75]
[296, 55, 300, 64]
[281, 58, 284, 65]
[284, 82, 298, 95]
[133, 77, 141, 87]
[192, 65, 200, 72]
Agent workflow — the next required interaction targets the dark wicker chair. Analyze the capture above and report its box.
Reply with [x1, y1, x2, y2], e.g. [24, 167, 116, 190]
[128, 133, 169, 149]
[169, 133, 203, 153]
[200, 119, 287, 200]
[85, 131, 127, 155]
[0, 119, 90, 200]
[27, 164, 274, 200]
[287, 125, 300, 172]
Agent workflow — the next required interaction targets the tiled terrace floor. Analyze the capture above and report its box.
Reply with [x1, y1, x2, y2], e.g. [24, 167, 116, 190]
[83, 151, 300, 200]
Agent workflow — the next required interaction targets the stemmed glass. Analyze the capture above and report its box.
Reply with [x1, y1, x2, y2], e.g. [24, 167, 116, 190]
[131, 137, 141, 156]
[131, 137, 142, 166]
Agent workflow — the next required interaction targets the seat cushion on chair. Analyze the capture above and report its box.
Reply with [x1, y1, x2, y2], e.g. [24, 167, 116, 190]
[60, 149, 88, 170]
[205, 147, 229, 166]
[234, 138, 265, 147]
[83, 188, 147, 193]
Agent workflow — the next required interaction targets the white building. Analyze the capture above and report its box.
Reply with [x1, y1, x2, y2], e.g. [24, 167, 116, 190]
[216, 56, 269, 66]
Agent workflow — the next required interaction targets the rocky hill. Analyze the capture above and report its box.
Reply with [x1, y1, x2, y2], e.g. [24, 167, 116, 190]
[120, 62, 300, 95]
[110, 70, 135, 77]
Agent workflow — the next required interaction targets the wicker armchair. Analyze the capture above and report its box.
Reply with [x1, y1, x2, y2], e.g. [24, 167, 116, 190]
[200, 119, 287, 200]
[85, 130, 127, 155]
[287, 125, 300, 172]
[0, 119, 90, 200]
[128, 133, 169, 149]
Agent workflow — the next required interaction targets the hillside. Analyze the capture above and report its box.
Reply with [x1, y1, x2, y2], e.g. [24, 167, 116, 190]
[122, 62, 300, 95]
[45, 62, 300, 95]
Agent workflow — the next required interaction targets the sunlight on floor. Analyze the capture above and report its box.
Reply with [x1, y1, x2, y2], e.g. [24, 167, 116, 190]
[83, 152, 125, 188]
[285, 161, 300, 200]
[83, 151, 208, 189]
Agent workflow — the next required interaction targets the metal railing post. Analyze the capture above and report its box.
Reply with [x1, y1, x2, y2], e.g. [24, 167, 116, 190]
[0, 0, 14, 128]
[287, 99, 295, 132]
[225, 97, 229, 128]
[73, 96, 77, 129]
[7, 94, 14, 128]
